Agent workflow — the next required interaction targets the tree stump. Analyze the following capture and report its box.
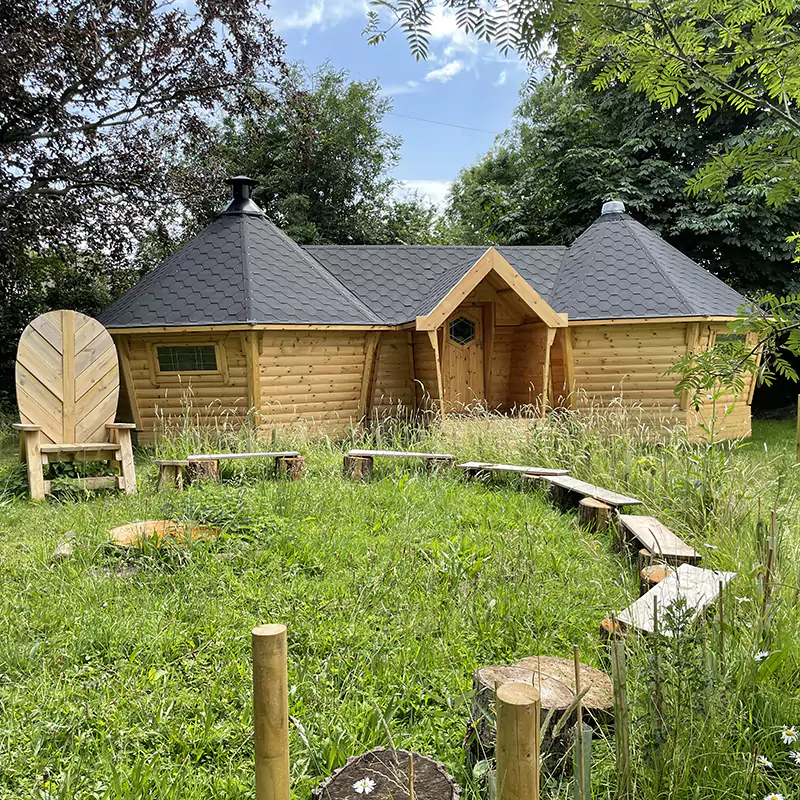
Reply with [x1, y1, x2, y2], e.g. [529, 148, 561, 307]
[275, 455, 306, 480]
[186, 458, 220, 485]
[639, 563, 674, 596]
[469, 664, 574, 773]
[578, 498, 612, 532]
[515, 656, 614, 728]
[343, 455, 373, 480]
[155, 460, 187, 491]
[313, 747, 460, 800]
[547, 482, 576, 509]
[599, 617, 627, 643]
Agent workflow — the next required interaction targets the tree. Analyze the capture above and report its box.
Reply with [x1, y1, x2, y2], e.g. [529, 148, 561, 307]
[444, 77, 800, 293]
[0, 0, 288, 404]
[367, 0, 800, 208]
[177, 65, 438, 246]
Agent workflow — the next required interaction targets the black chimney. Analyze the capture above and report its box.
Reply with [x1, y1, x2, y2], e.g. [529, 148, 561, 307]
[220, 175, 263, 216]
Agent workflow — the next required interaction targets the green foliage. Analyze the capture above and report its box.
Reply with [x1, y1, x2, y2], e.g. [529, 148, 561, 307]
[443, 76, 800, 293]
[0, 414, 798, 799]
[176, 64, 438, 246]
[373, 0, 800, 214]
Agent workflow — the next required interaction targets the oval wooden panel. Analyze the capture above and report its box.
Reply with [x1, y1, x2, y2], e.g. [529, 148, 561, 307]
[16, 310, 119, 445]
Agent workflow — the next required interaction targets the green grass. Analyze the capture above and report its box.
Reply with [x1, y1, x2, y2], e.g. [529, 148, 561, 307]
[0, 414, 798, 799]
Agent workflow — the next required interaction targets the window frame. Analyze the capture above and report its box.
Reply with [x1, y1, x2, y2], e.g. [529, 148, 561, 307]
[448, 315, 478, 348]
[147, 340, 230, 385]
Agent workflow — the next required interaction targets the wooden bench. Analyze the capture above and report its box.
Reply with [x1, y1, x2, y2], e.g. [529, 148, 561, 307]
[343, 449, 455, 480]
[457, 462, 569, 480]
[185, 451, 304, 484]
[526, 474, 642, 510]
[614, 563, 736, 635]
[616, 514, 701, 566]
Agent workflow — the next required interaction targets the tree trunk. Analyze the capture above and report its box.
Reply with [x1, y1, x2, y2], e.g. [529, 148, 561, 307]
[275, 456, 305, 480]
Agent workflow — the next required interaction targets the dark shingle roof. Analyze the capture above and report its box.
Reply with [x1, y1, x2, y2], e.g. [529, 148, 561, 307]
[99, 214, 378, 328]
[100, 199, 748, 328]
[305, 245, 566, 325]
[549, 212, 747, 319]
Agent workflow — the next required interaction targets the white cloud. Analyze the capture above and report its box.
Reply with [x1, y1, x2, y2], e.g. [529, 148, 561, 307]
[377, 80, 421, 98]
[271, 0, 366, 31]
[396, 179, 452, 208]
[494, 69, 508, 86]
[424, 60, 464, 83]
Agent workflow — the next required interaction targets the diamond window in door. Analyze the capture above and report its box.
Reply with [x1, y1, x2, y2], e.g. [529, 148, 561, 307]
[449, 316, 476, 346]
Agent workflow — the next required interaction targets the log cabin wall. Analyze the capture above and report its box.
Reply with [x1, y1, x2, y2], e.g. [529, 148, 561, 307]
[370, 330, 415, 416]
[507, 322, 553, 411]
[258, 330, 366, 429]
[115, 331, 251, 443]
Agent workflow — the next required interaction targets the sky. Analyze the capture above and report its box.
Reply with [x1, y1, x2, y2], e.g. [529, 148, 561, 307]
[268, 0, 529, 207]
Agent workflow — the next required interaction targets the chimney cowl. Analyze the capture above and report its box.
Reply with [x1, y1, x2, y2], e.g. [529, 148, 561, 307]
[601, 200, 626, 215]
[220, 175, 264, 216]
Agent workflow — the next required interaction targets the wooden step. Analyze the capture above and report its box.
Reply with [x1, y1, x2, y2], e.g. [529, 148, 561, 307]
[457, 462, 569, 476]
[347, 449, 454, 460]
[527, 474, 641, 508]
[617, 514, 701, 565]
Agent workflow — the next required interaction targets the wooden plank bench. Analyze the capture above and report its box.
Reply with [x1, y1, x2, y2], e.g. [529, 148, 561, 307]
[185, 451, 304, 484]
[526, 474, 642, 510]
[614, 563, 736, 635]
[617, 514, 701, 566]
[344, 449, 455, 480]
[457, 462, 569, 479]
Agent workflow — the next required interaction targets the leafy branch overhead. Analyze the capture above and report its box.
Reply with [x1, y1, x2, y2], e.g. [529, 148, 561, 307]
[668, 294, 800, 407]
[369, 0, 800, 204]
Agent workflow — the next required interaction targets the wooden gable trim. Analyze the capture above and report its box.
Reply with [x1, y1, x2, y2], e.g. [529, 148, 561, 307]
[113, 335, 143, 429]
[568, 315, 739, 327]
[415, 248, 566, 331]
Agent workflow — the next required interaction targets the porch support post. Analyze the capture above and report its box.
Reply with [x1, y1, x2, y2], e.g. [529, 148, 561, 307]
[541, 327, 557, 417]
[427, 329, 445, 414]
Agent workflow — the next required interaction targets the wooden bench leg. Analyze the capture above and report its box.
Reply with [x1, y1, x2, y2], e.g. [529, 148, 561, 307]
[157, 464, 184, 491]
[578, 498, 612, 532]
[115, 428, 137, 495]
[275, 456, 305, 480]
[548, 483, 576, 509]
[19, 428, 45, 501]
[343, 455, 373, 481]
[187, 459, 220, 485]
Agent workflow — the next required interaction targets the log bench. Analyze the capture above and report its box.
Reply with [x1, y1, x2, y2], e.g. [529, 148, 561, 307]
[185, 451, 304, 484]
[457, 461, 569, 480]
[616, 514, 702, 566]
[343, 449, 455, 480]
[526, 474, 642, 511]
[613, 563, 736, 635]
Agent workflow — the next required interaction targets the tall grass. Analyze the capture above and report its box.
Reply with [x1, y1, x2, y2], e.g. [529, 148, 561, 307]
[0, 398, 798, 799]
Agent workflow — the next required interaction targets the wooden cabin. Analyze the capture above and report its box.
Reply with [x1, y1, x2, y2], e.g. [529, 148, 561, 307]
[99, 180, 754, 442]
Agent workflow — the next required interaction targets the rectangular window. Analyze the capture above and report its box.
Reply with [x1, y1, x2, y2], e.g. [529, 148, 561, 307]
[156, 345, 218, 373]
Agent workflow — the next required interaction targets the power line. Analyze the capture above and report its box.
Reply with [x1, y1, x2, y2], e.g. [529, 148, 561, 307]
[386, 111, 500, 135]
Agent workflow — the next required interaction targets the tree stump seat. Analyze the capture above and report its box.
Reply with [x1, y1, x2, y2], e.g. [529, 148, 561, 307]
[154, 460, 189, 491]
[185, 451, 304, 484]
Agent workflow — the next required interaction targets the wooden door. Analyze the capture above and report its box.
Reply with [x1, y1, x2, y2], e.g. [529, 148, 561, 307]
[443, 307, 484, 408]
[16, 310, 119, 444]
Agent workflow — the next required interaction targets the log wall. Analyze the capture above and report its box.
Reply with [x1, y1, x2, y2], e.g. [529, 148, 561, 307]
[371, 331, 415, 416]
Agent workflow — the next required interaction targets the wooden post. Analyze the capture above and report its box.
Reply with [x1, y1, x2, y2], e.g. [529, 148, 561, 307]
[252, 624, 290, 800]
[496, 683, 540, 800]
[796, 395, 800, 464]
[573, 646, 586, 800]
[14, 424, 45, 500]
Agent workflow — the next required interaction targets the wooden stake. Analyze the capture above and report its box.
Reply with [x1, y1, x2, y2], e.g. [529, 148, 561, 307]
[408, 752, 415, 800]
[573, 646, 585, 800]
[609, 625, 631, 800]
[496, 683, 540, 800]
[796, 395, 800, 464]
[252, 624, 290, 800]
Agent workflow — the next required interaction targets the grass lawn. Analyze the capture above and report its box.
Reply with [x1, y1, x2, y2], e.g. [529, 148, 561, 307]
[0, 416, 798, 799]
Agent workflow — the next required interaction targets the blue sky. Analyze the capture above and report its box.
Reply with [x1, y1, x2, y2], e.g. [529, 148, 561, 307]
[268, 0, 529, 206]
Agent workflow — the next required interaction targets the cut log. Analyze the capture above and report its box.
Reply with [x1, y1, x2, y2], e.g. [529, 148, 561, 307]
[578, 498, 612, 532]
[109, 520, 217, 547]
[548, 481, 577, 509]
[343, 455, 373, 480]
[186, 458, 220, 485]
[275, 455, 306, 480]
[312, 747, 460, 800]
[640, 563, 674, 596]
[470, 664, 575, 772]
[599, 617, 626, 643]
[425, 457, 454, 473]
[515, 656, 614, 727]
[155, 460, 187, 491]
